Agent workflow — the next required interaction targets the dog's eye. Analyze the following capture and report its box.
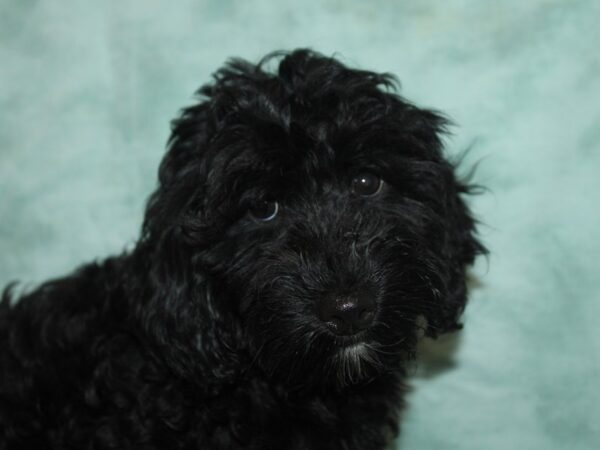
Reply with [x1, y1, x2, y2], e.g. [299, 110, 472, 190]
[249, 200, 279, 221]
[351, 173, 383, 197]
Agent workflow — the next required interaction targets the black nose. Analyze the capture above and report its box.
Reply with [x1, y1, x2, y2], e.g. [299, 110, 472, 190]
[318, 294, 376, 335]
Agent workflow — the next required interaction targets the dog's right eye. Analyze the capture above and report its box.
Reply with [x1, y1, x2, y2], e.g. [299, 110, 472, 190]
[249, 200, 279, 221]
[351, 172, 383, 197]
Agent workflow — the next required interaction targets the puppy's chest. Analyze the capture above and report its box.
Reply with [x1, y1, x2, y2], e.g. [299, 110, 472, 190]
[203, 377, 400, 449]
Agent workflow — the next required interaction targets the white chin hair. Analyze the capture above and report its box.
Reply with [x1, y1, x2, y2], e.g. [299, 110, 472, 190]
[334, 342, 381, 385]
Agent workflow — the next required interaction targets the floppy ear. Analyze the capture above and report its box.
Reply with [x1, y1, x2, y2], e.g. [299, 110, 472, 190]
[132, 100, 244, 383]
[388, 104, 485, 336]
[425, 166, 486, 337]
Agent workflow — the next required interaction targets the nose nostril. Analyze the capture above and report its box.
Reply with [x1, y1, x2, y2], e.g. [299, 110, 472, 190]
[359, 308, 374, 323]
[325, 316, 343, 333]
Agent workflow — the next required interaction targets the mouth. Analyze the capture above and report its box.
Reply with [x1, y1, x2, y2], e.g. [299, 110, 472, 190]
[333, 330, 370, 347]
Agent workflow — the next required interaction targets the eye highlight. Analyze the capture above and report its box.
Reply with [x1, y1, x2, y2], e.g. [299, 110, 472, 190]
[351, 173, 383, 197]
[249, 200, 279, 221]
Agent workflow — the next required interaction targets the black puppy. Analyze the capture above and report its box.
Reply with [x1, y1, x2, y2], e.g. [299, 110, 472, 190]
[0, 49, 484, 449]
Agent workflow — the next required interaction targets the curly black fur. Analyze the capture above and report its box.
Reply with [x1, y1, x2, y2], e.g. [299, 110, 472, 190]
[0, 49, 485, 449]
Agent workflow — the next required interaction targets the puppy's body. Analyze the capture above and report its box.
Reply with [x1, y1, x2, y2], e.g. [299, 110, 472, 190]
[1, 258, 400, 449]
[0, 50, 484, 449]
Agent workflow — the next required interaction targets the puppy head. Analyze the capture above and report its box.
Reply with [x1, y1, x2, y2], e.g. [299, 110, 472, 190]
[141, 50, 485, 388]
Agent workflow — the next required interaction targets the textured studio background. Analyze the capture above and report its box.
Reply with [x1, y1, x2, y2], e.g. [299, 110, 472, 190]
[1, 1, 599, 449]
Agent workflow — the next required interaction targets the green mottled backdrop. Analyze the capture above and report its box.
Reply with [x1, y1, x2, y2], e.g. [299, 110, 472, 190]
[1, 1, 599, 449]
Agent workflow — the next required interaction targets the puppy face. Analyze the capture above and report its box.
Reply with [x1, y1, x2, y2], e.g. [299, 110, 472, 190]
[142, 50, 483, 388]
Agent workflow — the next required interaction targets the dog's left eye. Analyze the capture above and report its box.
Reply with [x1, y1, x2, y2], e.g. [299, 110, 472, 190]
[351, 173, 383, 197]
[249, 200, 279, 221]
